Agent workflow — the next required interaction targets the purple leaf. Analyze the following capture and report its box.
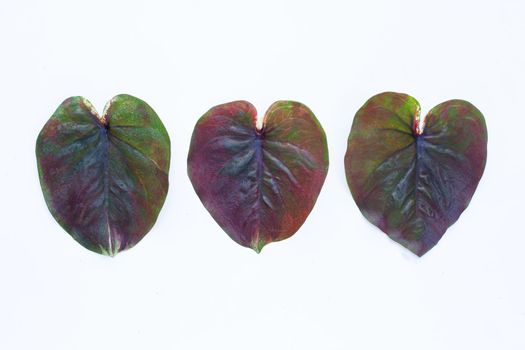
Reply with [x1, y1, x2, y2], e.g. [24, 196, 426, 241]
[36, 95, 170, 256]
[345, 92, 487, 256]
[188, 101, 329, 252]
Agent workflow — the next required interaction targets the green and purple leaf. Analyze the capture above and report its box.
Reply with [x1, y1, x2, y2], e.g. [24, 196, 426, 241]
[36, 95, 170, 256]
[188, 101, 329, 252]
[345, 92, 487, 256]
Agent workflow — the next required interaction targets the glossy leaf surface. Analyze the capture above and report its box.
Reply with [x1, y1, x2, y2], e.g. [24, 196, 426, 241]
[345, 92, 487, 256]
[188, 101, 329, 252]
[36, 95, 170, 256]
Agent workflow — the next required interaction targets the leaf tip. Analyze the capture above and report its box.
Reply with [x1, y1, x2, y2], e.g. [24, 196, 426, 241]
[98, 240, 122, 257]
[250, 237, 267, 254]
[397, 237, 434, 257]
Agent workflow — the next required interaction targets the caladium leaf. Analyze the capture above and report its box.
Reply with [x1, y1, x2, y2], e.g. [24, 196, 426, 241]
[188, 101, 329, 252]
[36, 95, 170, 256]
[345, 92, 487, 256]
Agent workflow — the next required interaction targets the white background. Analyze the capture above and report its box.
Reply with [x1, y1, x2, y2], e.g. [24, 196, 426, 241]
[1, 1, 524, 349]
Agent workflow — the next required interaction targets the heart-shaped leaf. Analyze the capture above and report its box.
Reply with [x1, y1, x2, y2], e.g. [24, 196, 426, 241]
[345, 92, 487, 256]
[188, 101, 329, 252]
[36, 95, 170, 256]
